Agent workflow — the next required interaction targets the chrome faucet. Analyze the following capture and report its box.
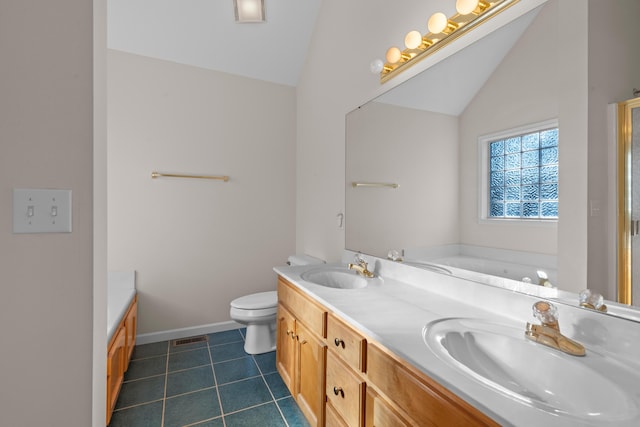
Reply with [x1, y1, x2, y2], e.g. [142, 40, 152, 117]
[348, 254, 375, 278]
[524, 301, 586, 357]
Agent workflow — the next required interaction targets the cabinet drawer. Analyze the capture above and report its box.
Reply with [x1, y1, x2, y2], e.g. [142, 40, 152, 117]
[326, 401, 349, 427]
[278, 277, 326, 338]
[367, 342, 498, 426]
[326, 352, 365, 427]
[327, 312, 366, 372]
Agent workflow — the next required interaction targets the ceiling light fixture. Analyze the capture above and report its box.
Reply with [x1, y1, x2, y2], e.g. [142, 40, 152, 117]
[234, 0, 265, 23]
[373, 0, 517, 83]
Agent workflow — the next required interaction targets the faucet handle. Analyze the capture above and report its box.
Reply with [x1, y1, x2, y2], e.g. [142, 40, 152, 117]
[387, 249, 403, 262]
[579, 289, 608, 312]
[354, 253, 365, 265]
[532, 301, 559, 330]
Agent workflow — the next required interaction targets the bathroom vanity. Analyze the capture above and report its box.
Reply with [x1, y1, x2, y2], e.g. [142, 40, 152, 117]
[277, 275, 496, 426]
[274, 255, 640, 427]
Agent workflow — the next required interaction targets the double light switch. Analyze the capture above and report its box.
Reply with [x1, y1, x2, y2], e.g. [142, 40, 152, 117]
[13, 188, 72, 233]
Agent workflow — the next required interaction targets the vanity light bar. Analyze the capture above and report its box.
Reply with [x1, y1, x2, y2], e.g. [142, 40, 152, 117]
[379, 0, 519, 83]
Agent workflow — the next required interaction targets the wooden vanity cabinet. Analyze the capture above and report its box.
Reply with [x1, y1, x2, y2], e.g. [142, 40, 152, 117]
[106, 295, 138, 425]
[106, 325, 126, 424]
[124, 297, 137, 364]
[276, 276, 498, 427]
[277, 278, 327, 427]
[365, 342, 498, 427]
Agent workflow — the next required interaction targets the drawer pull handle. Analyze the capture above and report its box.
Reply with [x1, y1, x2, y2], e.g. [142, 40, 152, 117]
[333, 387, 344, 398]
[298, 336, 307, 345]
[334, 338, 345, 348]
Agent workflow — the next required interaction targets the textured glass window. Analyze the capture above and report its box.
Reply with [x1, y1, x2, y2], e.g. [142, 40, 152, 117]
[488, 127, 558, 219]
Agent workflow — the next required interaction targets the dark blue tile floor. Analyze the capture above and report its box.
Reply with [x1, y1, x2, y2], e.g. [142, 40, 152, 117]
[108, 329, 309, 427]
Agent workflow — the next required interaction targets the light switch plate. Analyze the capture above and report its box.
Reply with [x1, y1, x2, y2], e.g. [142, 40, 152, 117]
[13, 188, 72, 233]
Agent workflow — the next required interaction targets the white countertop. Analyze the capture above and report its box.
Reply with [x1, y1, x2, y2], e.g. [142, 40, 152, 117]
[107, 271, 136, 342]
[274, 256, 640, 427]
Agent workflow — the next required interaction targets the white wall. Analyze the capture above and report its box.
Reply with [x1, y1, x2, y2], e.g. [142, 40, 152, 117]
[0, 1, 95, 426]
[108, 51, 296, 335]
[346, 102, 459, 257]
[587, 0, 640, 298]
[459, 1, 558, 255]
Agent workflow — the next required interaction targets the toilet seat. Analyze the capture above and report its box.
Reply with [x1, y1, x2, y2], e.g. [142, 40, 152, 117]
[230, 291, 277, 310]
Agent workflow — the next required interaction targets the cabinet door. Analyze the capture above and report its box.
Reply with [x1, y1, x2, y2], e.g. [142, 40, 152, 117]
[276, 304, 296, 393]
[365, 387, 411, 427]
[124, 297, 137, 370]
[295, 320, 327, 427]
[106, 326, 126, 424]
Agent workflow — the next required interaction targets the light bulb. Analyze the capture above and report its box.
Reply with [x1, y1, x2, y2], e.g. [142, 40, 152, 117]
[404, 30, 422, 49]
[370, 59, 384, 74]
[456, 0, 480, 15]
[427, 12, 448, 34]
[385, 47, 402, 64]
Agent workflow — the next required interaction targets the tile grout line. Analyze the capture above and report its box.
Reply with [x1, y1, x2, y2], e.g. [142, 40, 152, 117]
[253, 352, 291, 427]
[207, 339, 227, 427]
[223, 400, 282, 418]
[160, 340, 169, 427]
[111, 397, 165, 413]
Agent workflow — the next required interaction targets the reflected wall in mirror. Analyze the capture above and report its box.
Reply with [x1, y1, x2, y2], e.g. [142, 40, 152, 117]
[346, 0, 640, 318]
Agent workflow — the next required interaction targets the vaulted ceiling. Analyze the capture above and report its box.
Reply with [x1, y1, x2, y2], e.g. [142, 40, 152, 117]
[108, 0, 322, 87]
[108, 0, 540, 116]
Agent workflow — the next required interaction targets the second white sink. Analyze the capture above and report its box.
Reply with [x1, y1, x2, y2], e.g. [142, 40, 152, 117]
[422, 317, 639, 423]
[300, 266, 382, 289]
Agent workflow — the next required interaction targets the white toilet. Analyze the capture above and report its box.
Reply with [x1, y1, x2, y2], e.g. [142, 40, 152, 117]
[229, 254, 324, 354]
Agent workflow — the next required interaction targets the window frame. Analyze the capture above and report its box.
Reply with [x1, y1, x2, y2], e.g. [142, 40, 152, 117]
[478, 118, 559, 224]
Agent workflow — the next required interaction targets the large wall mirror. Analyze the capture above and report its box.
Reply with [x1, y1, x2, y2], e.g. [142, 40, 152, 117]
[346, 0, 640, 320]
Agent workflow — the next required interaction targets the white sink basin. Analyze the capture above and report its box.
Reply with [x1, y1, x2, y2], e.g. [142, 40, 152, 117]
[300, 266, 382, 289]
[423, 318, 639, 422]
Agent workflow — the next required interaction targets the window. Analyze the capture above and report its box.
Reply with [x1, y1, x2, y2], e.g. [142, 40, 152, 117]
[480, 120, 558, 221]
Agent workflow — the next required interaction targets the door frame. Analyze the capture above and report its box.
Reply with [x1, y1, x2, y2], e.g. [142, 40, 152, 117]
[617, 97, 640, 305]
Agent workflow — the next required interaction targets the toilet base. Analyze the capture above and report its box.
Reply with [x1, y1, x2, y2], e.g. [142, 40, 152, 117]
[243, 322, 276, 354]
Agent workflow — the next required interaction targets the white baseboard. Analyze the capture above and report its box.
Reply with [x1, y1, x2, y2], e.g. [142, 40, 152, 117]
[136, 320, 244, 345]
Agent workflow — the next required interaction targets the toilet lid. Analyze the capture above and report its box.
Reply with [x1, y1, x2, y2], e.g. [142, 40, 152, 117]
[230, 291, 277, 310]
